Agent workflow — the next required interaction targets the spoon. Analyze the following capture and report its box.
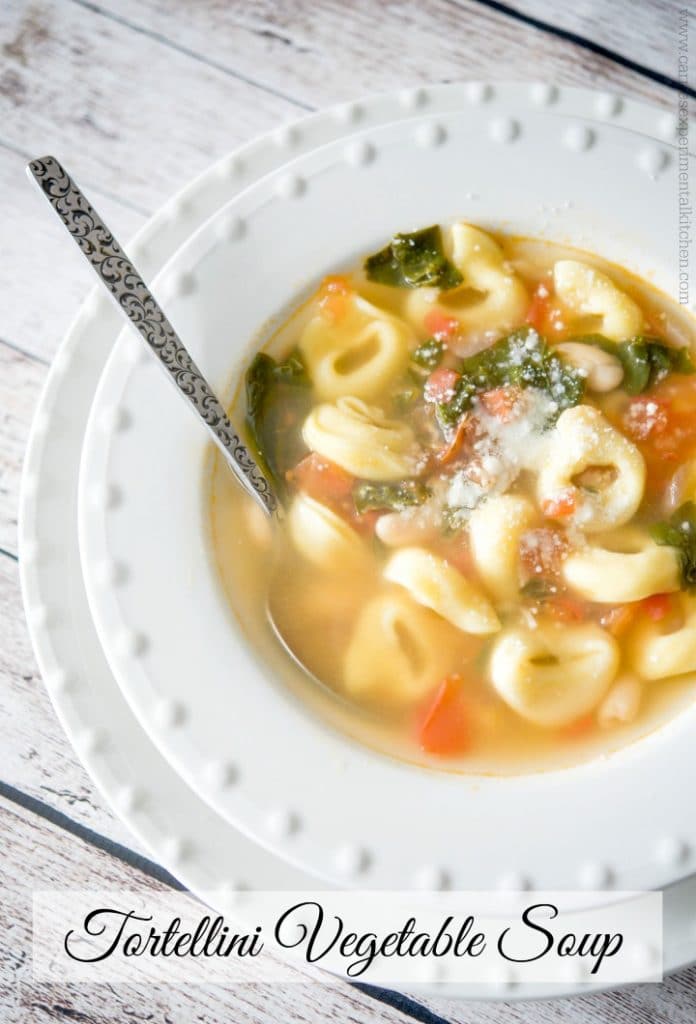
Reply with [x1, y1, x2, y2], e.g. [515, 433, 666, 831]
[28, 155, 279, 517]
[28, 155, 323, 680]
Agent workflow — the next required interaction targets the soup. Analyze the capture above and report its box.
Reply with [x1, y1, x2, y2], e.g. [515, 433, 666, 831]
[210, 222, 696, 773]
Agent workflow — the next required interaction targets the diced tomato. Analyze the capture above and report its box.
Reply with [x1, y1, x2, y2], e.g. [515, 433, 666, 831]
[623, 396, 670, 443]
[541, 490, 577, 519]
[545, 595, 588, 623]
[519, 527, 569, 578]
[417, 675, 472, 756]
[286, 452, 380, 538]
[480, 386, 521, 423]
[317, 274, 352, 322]
[424, 367, 461, 404]
[525, 281, 553, 332]
[641, 592, 674, 621]
[558, 713, 595, 739]
[600, 604, 639, 637]
[423, 309, 460, 340]
[287, 452, 355, 504]
[612, 377, 696, 495]
[435, 415, 471, 465]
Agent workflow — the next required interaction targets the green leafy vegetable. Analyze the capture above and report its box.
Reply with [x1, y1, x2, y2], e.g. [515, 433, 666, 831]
[412, 337, 445, 370]
[353, 479, 430, 515]
[364, 225, 463, 290]
[245, 350, 311, 487]
[573, 334, 694, 395]
[436, 327, 585, 428]
[650, 501, 696, 589]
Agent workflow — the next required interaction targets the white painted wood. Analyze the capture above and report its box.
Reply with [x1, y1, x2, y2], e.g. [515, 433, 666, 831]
[0, 796, 415, 1023]
[511, 0, 690, 84]
[73, 0, 678, 112]
[0, 0, 693, 1019]
[0, 144, 145, 363]
[0, 551, 150, 852]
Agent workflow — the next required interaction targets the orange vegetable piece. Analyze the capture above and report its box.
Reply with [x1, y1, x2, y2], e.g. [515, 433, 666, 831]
[424, 367, 461, 404]
[541, 490, 577, 519]
[418, 675, 472, 756]
[525, 281, 553, 332]
[641, 592, 673, 622]
[423, 309, 460, 340]
[287, 452, 355, 504]
[480, 386, 521, 423]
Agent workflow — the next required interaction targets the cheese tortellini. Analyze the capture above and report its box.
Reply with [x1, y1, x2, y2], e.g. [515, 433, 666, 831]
[343, 592, 457, 704]
[300, 294, 412, 401]
[406, 223, 528, 335]
[490, 623, 619, 727]
[553, 260, 643, 342]
[220, 218, 696, 768]
[384, 547, 500, 635]
[629, 594, 696, 680]
[287, 493, 369, 573]
[468, 495, 537, 602]
[302, 397, 420, 480]
[563, 527, 681, 603]
[537, 405, 645, 532]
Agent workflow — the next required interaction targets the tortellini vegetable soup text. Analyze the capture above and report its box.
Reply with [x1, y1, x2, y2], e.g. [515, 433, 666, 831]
[210, 223, 696, 773]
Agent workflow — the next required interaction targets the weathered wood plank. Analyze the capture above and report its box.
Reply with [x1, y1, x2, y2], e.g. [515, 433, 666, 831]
[82, 0, 677, 111]
[0, 549, 148, 851]
[511, 0, 691, 87]
[418, 963, 696, 1024]
[0, 0, 300, 212]
[0, 796, 416, 1024]
[0, 145, 145, 363]
[0, 340, 46, 556]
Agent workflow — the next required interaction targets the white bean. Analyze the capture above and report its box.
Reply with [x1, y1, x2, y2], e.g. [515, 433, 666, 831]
[555, 342, 624, 392]
[597, 674, 642, 728]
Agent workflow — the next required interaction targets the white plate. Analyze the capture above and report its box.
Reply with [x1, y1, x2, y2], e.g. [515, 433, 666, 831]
[19, 83, 696, 999]
[76, 99, 696, 893]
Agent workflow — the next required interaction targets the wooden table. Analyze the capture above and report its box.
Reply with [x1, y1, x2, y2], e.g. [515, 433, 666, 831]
[1, 2, 695, 1020]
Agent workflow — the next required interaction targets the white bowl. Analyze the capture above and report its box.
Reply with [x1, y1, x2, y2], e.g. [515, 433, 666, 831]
[78, 103, 696, 892]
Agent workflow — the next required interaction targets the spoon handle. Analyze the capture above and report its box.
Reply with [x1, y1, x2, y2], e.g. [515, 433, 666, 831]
[28, 155, 278, 516]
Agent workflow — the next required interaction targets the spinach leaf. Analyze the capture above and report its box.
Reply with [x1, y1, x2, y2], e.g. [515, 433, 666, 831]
[412, 337, 445, 369]
[436, 327, 584, 428]
[245, 350, 311, 488]
[573, 334, 694, 395]
[650, 501, 696, 589]
[364, 225, 463, 290]
[353, 479, 430, 515]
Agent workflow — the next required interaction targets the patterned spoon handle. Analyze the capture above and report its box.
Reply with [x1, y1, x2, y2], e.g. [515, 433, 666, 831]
[28, 155, 278, 517]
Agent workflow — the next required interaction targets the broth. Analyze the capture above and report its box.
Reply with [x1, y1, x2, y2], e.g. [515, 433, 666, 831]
[209, 224, 696, 773]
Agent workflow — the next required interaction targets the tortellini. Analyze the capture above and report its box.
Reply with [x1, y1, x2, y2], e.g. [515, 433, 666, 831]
[629, 594, 696, 680]
[537, 405, 645, 532]
[468, 495, 537, 602]
[384, 547, 500, 635]
[343, 592, 456, 704]
[490, 623, 619, 727]
[299, 294, 412, 401]
[563, 527, 680, 602]
[553, 260, 643, 342]
[405, 223, 528, 336]
[287, 493, 369, 573]
[302, 396, 420, 480]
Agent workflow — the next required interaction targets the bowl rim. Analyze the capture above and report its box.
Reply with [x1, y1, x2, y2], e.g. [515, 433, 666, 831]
[76, 95, 696, 895]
